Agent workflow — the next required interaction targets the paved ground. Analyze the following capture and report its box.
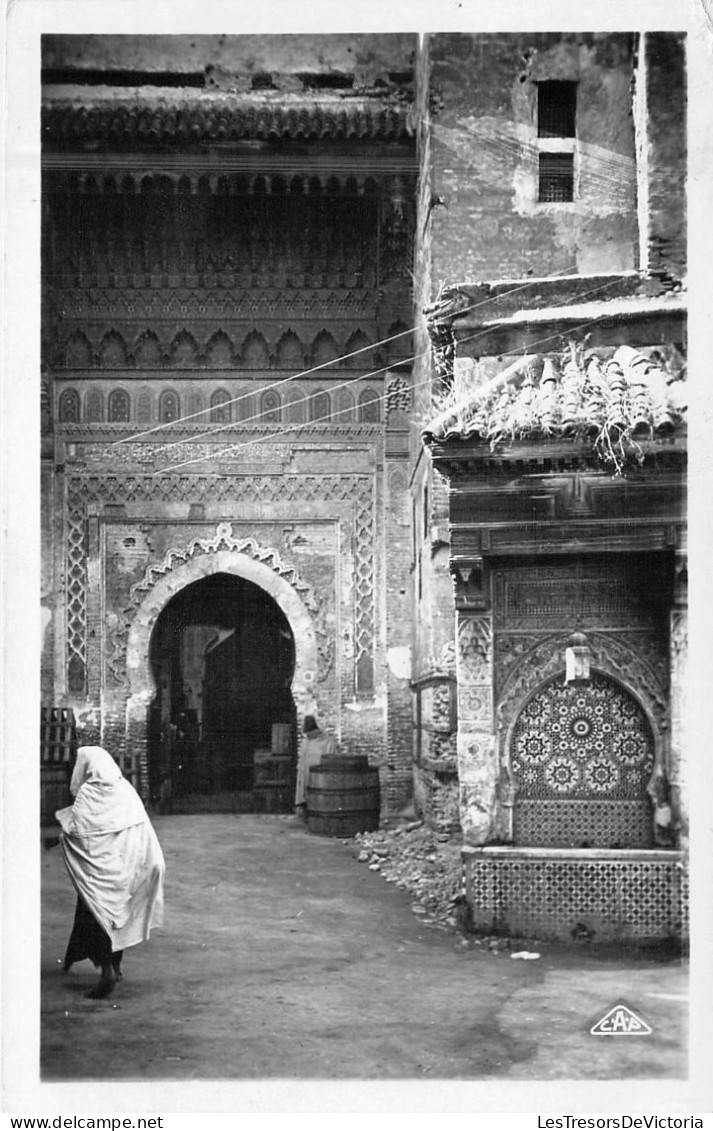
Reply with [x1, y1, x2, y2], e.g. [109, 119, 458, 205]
[40, 814, 689, 1083]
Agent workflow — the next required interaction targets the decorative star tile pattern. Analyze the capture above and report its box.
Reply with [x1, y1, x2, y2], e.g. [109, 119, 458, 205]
[510, 672, 655, 847]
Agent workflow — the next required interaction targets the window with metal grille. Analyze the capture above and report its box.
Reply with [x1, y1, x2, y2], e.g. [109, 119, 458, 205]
[86, 389, 104, 423]
[538, 153, 575, 202]
[336, 389, 354, 423]
[59, 389, 81, 423]
[159, 390, 180, 423]
[210, 389, 231, 424]
[309, 391, 331, 423]
[358, 388, 380, 423]
[261, 390, 281, 423]
[137, 391, 153, 424]
[108, 388, 130, 422]
[234, 391, 254, 421]
[537, 81, 577, 138]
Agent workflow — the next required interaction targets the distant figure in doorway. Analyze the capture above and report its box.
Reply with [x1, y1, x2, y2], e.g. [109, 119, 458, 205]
[295, 715, 337, 822]
[56, 746, 165, 999]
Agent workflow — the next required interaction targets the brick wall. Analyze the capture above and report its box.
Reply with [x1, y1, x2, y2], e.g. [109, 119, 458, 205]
[426, 32, 639, 280]
[413, 765, 460, 833]
[384, 459, 414, 809]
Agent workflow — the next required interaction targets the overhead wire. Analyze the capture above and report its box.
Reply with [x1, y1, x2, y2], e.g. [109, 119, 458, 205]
[151, 278, 629, 476]
[111, 264, 581, 448]
[152, 270, 625, 456]
[427, 126, 637, 205]
[472, 134, 636, 186]
[430, 121, 639, 181]
[69, 105, 642, 446]
[101, 129, 640, 450]
[94, 124, 641, 454]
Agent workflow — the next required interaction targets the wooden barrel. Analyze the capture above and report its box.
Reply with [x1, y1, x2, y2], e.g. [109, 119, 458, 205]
[41, 763, 71, 826]
[306, 756, 380, 837]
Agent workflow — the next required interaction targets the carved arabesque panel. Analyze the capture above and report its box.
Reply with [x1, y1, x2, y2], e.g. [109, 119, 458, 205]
[457, 616, 493, 686]
[497, 631, 667, 737]
[66, 472, 375, 697]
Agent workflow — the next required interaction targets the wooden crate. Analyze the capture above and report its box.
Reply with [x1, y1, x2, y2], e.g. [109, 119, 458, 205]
[253, 754, 294, 813]
[40, 707, 76, 825]
[40, 706, 76, 765]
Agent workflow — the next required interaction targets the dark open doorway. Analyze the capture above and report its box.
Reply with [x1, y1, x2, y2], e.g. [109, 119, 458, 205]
[147, 572, 297, 813]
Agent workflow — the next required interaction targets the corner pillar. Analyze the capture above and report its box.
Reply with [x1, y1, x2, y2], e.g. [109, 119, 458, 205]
[455, 612, 497, 844]
[668, 549, 688, 849]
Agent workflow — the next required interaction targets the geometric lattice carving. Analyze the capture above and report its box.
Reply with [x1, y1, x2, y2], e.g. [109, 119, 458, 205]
[514, 799, 653, 849]
[495, 570, 633, 624]
[353, 483, 375, 688]
[358, 388, 381, 424]
[385, 374, 411, 415]
[492, 559, 671, 634]
[464, 849, 687, 941]
[65, 490, 88, 688]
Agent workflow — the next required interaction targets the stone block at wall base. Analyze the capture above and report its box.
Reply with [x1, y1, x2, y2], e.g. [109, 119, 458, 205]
[462, 846, 687, 944]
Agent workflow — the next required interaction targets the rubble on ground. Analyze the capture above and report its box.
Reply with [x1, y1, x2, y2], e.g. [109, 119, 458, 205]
[349, 819, 462, 926]
[344, 818, 537, 954]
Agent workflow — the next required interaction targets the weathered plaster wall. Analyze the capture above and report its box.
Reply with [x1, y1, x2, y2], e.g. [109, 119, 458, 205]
[41, 33, 418, 86]
[641, 33, 686, 283]
[426, 32, 638, 281]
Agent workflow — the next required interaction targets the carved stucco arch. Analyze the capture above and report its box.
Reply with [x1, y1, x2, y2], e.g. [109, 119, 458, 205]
[494, 631, 669, 841]
[124, 537, 322, 731]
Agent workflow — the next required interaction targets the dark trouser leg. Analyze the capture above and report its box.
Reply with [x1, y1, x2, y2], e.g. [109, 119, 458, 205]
[112, 950, 124, 981]
[63, 895, 97, 977]
[86, 947, 116, 999]
[82, 908, 115, 998]
[64, 897, 119, 996]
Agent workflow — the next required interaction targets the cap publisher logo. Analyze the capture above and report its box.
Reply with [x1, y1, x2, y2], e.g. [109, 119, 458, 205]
[590, 1003, 652, 1036]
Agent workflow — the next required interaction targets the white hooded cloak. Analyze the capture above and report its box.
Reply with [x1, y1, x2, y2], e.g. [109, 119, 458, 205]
[56, 746, 165, 951]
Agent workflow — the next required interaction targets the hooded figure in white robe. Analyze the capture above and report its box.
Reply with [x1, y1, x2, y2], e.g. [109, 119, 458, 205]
[56, 745, 165, 998]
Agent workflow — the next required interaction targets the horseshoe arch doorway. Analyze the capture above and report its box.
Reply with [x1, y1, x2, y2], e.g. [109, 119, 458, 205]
[147, 571, 297, 812]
